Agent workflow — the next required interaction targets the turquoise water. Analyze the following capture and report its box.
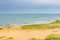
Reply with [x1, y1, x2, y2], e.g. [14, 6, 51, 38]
[0, 14, 60, 26]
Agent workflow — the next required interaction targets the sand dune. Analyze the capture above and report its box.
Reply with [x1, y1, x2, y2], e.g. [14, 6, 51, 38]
[0, 27, 60, 40]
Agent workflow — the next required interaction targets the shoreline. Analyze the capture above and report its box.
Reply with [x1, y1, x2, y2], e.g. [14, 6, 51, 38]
[0, 20, 57, 27]
[0, 20, 60, 40]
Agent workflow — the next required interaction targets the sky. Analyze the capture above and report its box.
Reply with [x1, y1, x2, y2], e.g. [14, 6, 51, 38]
[0, 0, 60, 13]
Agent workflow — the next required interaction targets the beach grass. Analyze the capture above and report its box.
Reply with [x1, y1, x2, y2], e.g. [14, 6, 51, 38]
[29, 38, 41, 40]
[45, 34, 60, 40]
[5, 37, 13, 40]
[21, 24, 48, 29]
[0, 36, 13, 40]
[21, 20, 60, 29]
[21, 24, 60, 29]
[0, 28, 3, 30]
[51, 20, 60, 24]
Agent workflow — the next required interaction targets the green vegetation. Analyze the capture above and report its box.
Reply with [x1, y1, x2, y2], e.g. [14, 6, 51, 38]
[45, 34, 60, 40]
[21, 20, 60, 29]
[0, 28, 3, 30]
[21, 24, 60, 29]
[29, 38, 41, 40]
[21, 24, 47, 29]
[51, 20, 60, 24]
[29, 34, 60, 40]
[5, 37, 13, 40]
[29, 38, 36, 40]
[0, 36, 13, 40]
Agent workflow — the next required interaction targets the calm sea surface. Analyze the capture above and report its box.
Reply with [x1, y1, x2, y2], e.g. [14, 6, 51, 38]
[0, 14, 60, 26]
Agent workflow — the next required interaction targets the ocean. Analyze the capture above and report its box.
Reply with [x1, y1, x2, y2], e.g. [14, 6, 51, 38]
[0, 14, 60, 26]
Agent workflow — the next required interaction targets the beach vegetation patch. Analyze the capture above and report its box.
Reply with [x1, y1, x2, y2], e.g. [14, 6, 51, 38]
[45, 34, 60, 40]
[51, 20, 60, 24]
[29, 38, 41, 40]
[0, 28, 3, 30]
[21, 20, 60, 29]
[5, 37, 13, 40]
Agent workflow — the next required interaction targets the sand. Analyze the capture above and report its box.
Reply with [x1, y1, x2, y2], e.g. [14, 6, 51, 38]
[0, 27, 60, 40]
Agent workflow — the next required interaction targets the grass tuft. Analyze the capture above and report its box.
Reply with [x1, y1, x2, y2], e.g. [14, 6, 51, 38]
[45, 34, 60, 40]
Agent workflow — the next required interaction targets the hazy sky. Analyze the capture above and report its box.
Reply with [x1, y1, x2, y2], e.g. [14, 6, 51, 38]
[0, 0, 60, 13]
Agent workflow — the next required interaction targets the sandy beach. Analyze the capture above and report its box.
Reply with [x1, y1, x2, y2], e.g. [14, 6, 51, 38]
[0, 26, 60, 40]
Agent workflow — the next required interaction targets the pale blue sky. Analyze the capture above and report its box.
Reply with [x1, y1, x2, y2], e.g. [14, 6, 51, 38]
[0, 0, 60, 13]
